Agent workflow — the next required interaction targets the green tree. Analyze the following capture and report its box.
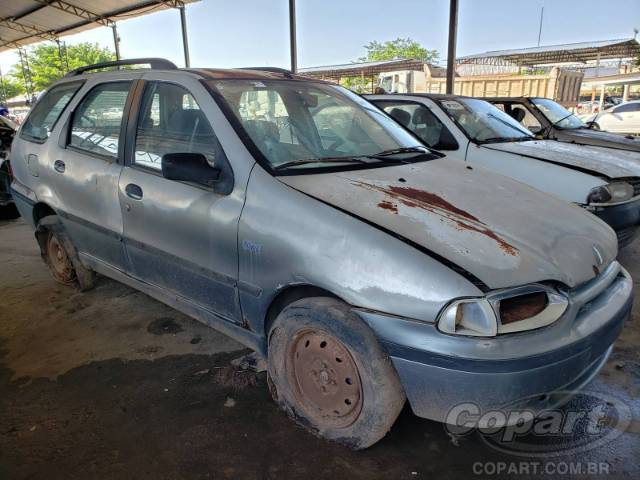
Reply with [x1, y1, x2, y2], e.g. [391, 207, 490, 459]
[11, 42, 115, 92]
[0, 77, 25, 101]
[359, 37, 439, 63]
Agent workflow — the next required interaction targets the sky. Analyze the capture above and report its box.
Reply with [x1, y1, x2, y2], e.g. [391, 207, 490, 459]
[1, 0, 639, 76]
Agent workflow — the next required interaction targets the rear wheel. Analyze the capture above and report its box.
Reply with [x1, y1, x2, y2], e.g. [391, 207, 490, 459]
[267, 297, 405, 449]
[36, 216, 96, 290]
[45, 230, 76, 285]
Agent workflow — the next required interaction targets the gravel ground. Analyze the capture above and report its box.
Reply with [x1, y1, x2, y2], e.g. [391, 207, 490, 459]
[1, 217, 639, 480]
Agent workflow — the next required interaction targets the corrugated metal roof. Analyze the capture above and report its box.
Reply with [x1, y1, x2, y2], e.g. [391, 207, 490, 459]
[298, 59, 424, 73]
[0, 0, 200, 53]
[298, 59, 430, 80]
[457, 38, 640, 66]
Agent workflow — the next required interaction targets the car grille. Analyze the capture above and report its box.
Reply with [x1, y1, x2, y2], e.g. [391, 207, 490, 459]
[617, 226, 640, 247]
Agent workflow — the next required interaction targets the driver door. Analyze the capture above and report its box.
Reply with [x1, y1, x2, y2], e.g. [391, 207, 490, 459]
[118, 76, 242, 323]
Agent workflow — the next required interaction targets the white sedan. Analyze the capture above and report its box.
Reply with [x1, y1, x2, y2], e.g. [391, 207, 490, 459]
[582, 101, 640, 135]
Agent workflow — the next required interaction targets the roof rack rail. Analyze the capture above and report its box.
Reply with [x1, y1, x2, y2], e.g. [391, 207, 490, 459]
[65, 58, 178, 77]
[239, 67, 293, 76]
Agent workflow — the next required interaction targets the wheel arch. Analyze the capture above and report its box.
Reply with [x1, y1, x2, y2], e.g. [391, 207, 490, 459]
[263, 284, 340, 341]
[32, 202, 57, 226]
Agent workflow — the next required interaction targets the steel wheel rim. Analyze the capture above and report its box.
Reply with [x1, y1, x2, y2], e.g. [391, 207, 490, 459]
[287, 329, 363, 429]
[47, 233, 74, 282]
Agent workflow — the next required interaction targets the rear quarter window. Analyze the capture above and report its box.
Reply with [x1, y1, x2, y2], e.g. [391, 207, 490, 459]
[20, 81, 84, 143]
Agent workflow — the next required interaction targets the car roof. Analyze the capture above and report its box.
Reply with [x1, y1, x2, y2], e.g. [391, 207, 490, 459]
[366, 92, 478, 102]
[65, 66, 327, 84]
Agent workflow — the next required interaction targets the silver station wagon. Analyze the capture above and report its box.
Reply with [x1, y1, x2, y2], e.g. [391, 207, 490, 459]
[10, 59, 633, 448]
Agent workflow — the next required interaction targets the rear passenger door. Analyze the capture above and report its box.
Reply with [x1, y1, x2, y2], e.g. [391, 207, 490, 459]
[52, 80, 138, 270]
[118, 76, 242, 323]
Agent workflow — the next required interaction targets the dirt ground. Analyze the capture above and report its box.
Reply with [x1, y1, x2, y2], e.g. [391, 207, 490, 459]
[1, 217, 639, 480]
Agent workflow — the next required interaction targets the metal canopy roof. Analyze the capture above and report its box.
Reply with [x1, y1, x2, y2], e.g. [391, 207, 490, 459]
[457, 38, 640, 67]
[299, 59, 430, 80]
[0, 0, 199, 53]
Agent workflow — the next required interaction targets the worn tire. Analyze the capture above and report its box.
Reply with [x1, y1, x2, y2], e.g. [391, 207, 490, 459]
[36, 215, 96, 291]
[267, 297, 406, 449]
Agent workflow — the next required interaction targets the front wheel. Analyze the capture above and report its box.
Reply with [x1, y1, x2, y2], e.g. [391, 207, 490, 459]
[267, 297, 405, 449]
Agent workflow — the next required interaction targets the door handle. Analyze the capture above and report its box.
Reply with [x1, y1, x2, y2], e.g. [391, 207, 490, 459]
[53, 160, 65, 173]
[125, 183, 143, 200]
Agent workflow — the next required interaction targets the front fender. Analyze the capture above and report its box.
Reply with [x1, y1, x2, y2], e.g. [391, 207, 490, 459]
[237, 167, 482, 333]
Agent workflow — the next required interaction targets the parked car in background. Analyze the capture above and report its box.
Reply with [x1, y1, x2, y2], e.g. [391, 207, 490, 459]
[486, 97, 640, 153]
[10, 59, 633, 448]
[367, 93, 640, 246]
[0, 114, 18, 218]
[581, 101, 640, 135]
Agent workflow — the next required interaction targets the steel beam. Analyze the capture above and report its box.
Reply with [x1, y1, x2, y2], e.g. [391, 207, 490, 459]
[32, 1, 114, 27]
[445, 0, 458, 94]
[289, 0, 297, 73]
[0, 18, 57, 42]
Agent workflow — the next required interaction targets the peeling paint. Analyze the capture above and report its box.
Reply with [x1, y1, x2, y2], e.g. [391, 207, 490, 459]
[354, 180, 519, 257]
[378, 200, 398, 214]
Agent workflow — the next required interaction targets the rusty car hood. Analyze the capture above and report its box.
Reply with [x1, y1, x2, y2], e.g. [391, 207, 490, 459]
[483, 140, 640, 179]
[279, 159, 617, 289]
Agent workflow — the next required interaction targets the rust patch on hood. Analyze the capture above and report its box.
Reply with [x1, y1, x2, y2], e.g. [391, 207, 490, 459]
[378, 200, 398, 214]
[353, 180, 519, 256]
[386, 186, 480, 222]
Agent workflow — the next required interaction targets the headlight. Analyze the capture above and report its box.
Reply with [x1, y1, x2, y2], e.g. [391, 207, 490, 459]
[587, 182, 634, 205]
[437, 298, 497, 337]
[437, 285, 568, 337]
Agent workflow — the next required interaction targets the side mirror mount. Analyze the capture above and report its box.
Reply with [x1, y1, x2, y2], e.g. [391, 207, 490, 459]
[528, 125, 543, 134]
[161, 152, 220, 187]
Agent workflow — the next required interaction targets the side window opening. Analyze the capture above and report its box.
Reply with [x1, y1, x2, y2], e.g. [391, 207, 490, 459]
[133, 81, 226, 173]
[502, 104, 541, 130]
[69, 81, 132, 158]
[380, 102, 456, 150]
[21, 82, 83, 142]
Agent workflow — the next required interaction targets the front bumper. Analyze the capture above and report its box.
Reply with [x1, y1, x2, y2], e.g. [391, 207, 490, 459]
[356, 263, 632, 423]
[591, 198, 640, 246]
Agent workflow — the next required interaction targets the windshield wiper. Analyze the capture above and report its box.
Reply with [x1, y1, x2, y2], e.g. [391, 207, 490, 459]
[552, 113, 576, 127]
[371, 146, 430, 157]
[479, 136, 533, 144]
[274, 157, 370, 170]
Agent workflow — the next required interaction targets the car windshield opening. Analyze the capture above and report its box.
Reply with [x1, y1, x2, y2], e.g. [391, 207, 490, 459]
[208, 79, 425, 171]
[439, 98, 534, 143]
[531, 98, 586, 130]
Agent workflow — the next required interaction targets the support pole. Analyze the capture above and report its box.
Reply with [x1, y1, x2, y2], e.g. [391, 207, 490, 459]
[56, 40, 66, 74]
[445, 0, 458, 95]
[18, 48, 33, 102]
[623, 84, 630, 103]
[112, 24, 121, 60]
[598, 84, 605, 112]
[0, 67, 7, 104]
[289, 0, 297, 73]
[537, 5, 544, 47]
[179, 6, 190, 68]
